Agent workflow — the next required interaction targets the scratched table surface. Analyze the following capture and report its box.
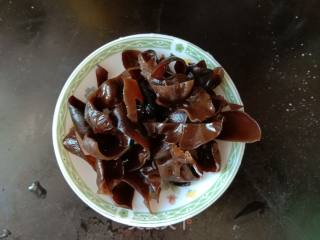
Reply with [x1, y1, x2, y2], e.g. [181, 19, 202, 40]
[0, 0, 319, 239]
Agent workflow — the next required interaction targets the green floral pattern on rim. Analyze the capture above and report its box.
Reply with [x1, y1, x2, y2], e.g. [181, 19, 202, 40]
[175, 43, 185, 53]
[53, 34, 245, 226]
[118, 209, 129, 218]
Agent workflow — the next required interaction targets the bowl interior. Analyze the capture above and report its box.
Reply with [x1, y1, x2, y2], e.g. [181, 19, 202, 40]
[52, 34, 245, 227]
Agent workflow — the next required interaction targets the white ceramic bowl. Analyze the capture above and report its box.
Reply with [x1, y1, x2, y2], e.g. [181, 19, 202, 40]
[52, 33, 245, 227]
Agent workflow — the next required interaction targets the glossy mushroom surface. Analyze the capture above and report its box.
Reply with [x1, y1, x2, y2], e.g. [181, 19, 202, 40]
[62, 50, 261, 212]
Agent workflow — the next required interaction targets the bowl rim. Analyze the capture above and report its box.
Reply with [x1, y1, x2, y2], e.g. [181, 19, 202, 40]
[52, 33, 245, 227]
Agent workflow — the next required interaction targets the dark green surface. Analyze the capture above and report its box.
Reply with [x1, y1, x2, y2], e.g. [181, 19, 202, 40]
[0, 0, 319, 239]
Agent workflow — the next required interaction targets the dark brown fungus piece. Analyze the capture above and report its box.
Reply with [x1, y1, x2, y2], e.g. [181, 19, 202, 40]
[82, 132, 130, 160]
[122, 144, 150, 172]
[84, 96, 114, 134]
[143, 122, 180, 143]
[94, 75, 123, 109]
[96, 159, 124, 195]
[126, 67, 142, 80]
[193, 141, 221, 172]
[113, 103, 150, 149]
[218, 111, 261, 142]
[187, 60, 207, 74]
[196, 60, 207, 69]
[156, 144, 200, 183]
[227, 103, 244, 111]
[63, 127, 83, 157]
[161, 73, 188, 85]
[138, 51, 158, 80]
[63, 128, 96, 169]
[151, 56, 186, 80]
[152, 80, 194, 106]
[151, 140, 172, 160]
[180, 121, 223, 150]
[174, 60, 187, 74]
[123, 171, 153, 212]
[210, 67, 224, 89]
[212, 94, 243, 114]
[136, 79, 168, 121]
[123, 77, 144, 122]
[112, 182, 134, 209]
[141, 50, 158, 63]
[192, 66, 224, 91]
[68, 96, 91, 137]
[96, 65, 108, 87]
[140, 163, 161, 201]
[179, 88, 215, 122]
[122, 50, 141, 69]
[144, 120, 223, 150]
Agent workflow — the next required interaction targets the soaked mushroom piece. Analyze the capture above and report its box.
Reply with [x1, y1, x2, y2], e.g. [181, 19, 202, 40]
[63, 127, 84, 157]
[96, 159, 124, 195]
[210, 67, 224, 89]
[123, 77, 144, 122]
[144, 120, 223, 150]
[122, 144, 150, 172]
[94, 75, 123, 109]
[212, 94, 243, 114]
[141, 50, 158, 63]
[122, 171, 153, 212]
[174, 60, 187, 74]
[68, 96, 91, 137]
[137, 79, 168, 121]
[179, 88, 215, 122]
[195, 60, 207, 69]
[191, 64, 224, 91]
[126, 67, 142, 80]
[160, 73, 188, 85]
[156, 144, 200, 183]
[84, 96, 114, 134]
[138, 50, 158, 80]
[218, 111, 261, 142]
[111, 182, 134, 209]
[96, 65, 108, 87]
[151, 56, 186, 80]
[63, 127, 96, 169]
[140, 163, 161, 201]
[122, 50, 141, 69]
[113, 103, 150, 149]
[187, 60, 207, 75]
[180, 121, 223, 150]
[152, 80, 194, 106]
[83, 132, 130, 160]
[193, 141, 221, 172]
